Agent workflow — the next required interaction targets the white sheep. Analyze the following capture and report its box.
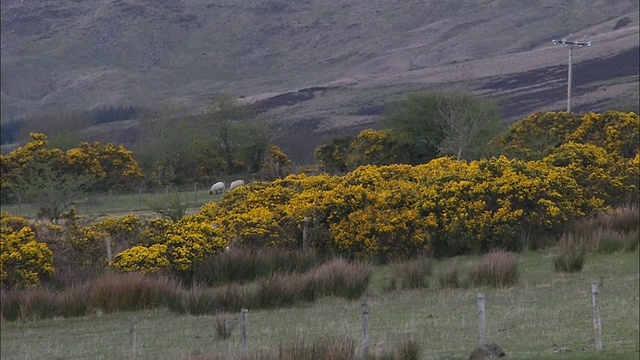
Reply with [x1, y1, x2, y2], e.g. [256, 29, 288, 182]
[229, 179, 245, 190]
[210, 181, 225, 195]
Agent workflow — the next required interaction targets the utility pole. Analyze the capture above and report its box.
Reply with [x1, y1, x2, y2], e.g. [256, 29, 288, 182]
[552, 36, 592, 112]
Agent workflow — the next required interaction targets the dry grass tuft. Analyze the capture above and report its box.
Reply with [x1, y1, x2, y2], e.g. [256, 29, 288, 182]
[386, 257, 433, 291]
[438, 264, 467, 289]
[553, 234, 587, 273]
[90, 272, 180, 313]
[469, 250, 518, 288]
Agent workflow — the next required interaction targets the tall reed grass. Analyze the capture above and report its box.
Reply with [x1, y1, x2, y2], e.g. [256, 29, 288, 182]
[385, 257, 433, 291]
[168, 258, 371, 315]
[565, 205, 639, 254]
[194, 248, 324, 286]
[553, 234, 587, 273]
[1, 273, 181, 321]
[469, 250, 518, 288]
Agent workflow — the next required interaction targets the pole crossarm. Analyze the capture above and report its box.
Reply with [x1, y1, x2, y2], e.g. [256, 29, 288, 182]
[552, 39, 592, 47]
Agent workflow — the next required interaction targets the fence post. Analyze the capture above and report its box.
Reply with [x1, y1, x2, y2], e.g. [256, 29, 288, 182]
[241, 308, 248, 354]
[591, 284, 603, 351]
[129, 317, 138, 360]
[105, 236, 113, 263]
[138, 188, 143, 205]
[362, 297, 370, 357]
[477, 293, 486, 347]
[193, 183, 198, 205]
[302, 217, 310, 250]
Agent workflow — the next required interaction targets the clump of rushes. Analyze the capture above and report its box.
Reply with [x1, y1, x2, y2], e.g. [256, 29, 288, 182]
[553, 234, 587, 273]
[469, 250, 518, 288]
[438, 264, 467, 289]
[386, 257, 433, 290]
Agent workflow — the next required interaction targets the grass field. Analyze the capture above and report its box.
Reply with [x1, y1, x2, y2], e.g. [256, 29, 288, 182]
[1, 250, 638, 359]
[0, 188, 219, 220]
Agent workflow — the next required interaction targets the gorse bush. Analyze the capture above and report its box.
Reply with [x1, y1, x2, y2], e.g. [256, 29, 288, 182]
[469, 250, 518, 288]
[1, 111, 637, 291]
[1, 212, 54, 289]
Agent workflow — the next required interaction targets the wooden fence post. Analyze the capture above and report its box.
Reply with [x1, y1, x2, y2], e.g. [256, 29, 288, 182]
[105, 236, 113, 263]
[362, 297, 370, 357]
[591, 284, 603, 351]
[138, 188, 142, 205]
[241, 308, 248, 354]
[477, 293, 486, 347]
[193, 183, 198, 205]
[302, 217, 310, 250]
[129, 317, 138, 360]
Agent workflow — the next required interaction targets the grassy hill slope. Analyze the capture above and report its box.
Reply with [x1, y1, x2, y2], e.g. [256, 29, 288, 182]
[1, 0, 638, 162]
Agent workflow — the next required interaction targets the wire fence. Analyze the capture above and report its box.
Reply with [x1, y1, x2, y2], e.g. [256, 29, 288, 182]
[121, 283, 627, 359]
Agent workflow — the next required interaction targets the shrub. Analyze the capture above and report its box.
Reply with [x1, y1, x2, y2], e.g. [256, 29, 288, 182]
[553, 234, 587, 273]
[1, 215, 55, 289]
[613, 17, 631, 30]
[111, 244, 171, 274]
[469, 250, 518, 288]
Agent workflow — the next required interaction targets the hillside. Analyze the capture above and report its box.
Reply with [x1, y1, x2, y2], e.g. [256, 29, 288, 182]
[1, 0, 639, 163]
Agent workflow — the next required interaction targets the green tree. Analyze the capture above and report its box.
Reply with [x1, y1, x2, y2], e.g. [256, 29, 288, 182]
[384, 91, 504, 161]
[383, 92, 444, 163]
[205, 94, 254, 174]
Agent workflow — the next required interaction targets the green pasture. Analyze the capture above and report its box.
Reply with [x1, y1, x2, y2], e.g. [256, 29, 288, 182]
[0, 187, 220, 220]
[1, 250, 638, 359]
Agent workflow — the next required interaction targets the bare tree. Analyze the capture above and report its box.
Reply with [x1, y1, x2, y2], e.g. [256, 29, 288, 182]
[435, 90, 503, 160]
